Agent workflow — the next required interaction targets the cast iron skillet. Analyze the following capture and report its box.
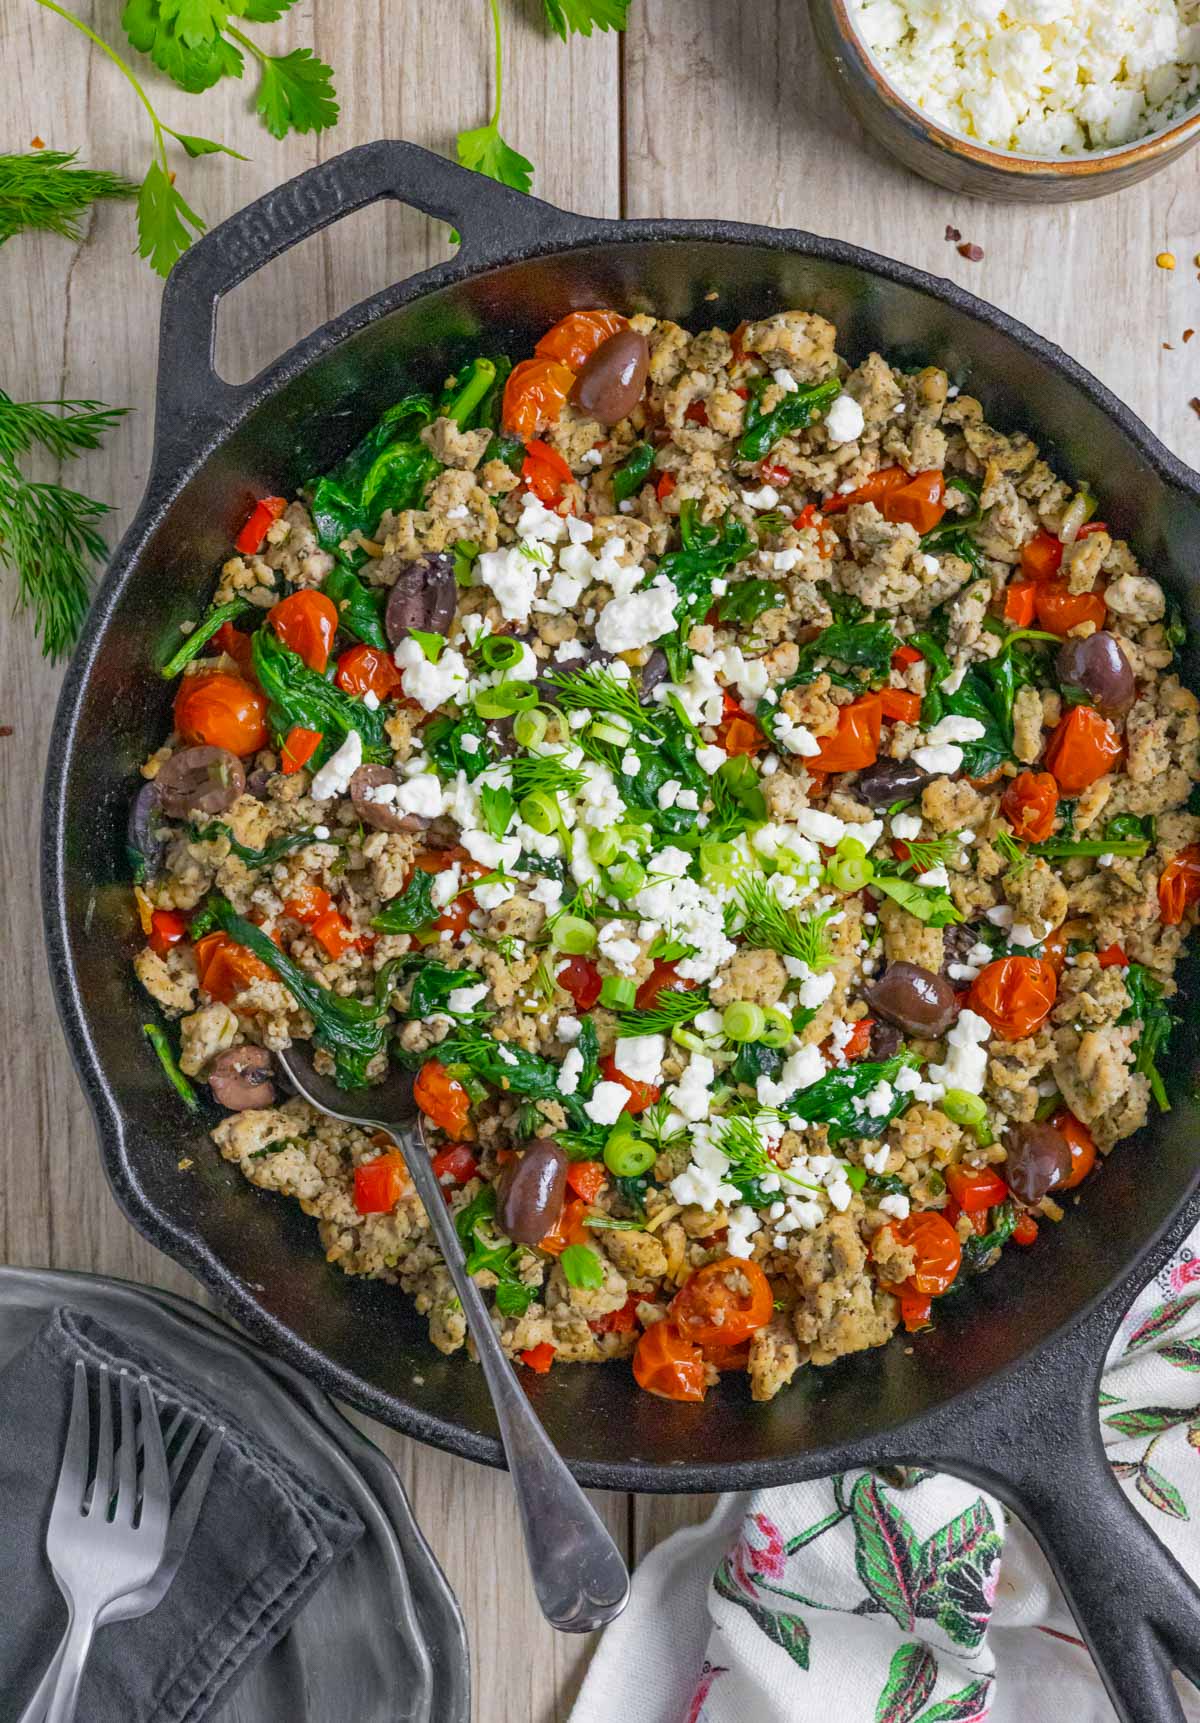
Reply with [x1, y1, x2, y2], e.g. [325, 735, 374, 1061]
[41, 141, 1200, 1720]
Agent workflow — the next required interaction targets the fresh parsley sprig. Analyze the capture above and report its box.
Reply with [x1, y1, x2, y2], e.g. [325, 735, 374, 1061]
[457, 0, 534, 199]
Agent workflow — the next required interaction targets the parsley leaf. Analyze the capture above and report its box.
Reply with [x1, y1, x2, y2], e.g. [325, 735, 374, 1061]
[457, 120, 534, 196]
[870, 873, 964, 927]
[543, 0, 631, 38]
[253, 46, 339, 138]
[121, 0, 242, 93]
[560, 1243, 605, 1289]
[480, 783, 516, 840]
[136, 159, 205, 276]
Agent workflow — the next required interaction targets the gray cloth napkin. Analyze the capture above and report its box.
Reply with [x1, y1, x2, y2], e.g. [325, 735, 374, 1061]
[0, 1307, 363, 1723]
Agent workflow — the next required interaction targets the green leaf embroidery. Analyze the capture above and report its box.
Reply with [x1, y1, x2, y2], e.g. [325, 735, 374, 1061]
[852, 1474, 920, 1630]
[1124, 1292, 1200, 1353]
[1160, 1338, 1200, 1373]
[1135, 1464, 1190, 1521]
[915, 1677, 994, 1722]
[1110, 1460, 1142, 1480]
[1105, 1403, 1200, 1438]
[1097, 1389, 1123, 1407]
[875, 1641, 937, 1723]
[916, 1498, 997, 1597]
[712, 1560, 811, 1669]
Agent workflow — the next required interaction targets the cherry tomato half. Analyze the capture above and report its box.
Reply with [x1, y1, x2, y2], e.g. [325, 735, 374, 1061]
[336, 644, 403, 700]
[1051, 1109, 1097, 1190]
[521, 438, 575, 507]
[1001, 771, 1058, 844]
[807, 693, 882, 774]
[534, 309, 627, 370]
[944, 1164, 1008, 1213]
[502, 357, 575, 440]
[634, 961, 696, 1011]
[1033, 581, 1107, 637]
[268, 590, 339, 673]
[632, 1321, 707, 1402]
[1159, 845, 1200, 926]
[1044, 705, 1122, 796]
[881, 1211, 963, 1296]
[1020, 530, 1064, 583]
[354, 1152, 410, 1214]
[599, 1053, 660, 1116]
[967, 956, 1057, 1042]
[670, 1257, 773, 1349]
[174, 671, 268, 757]
[558, 955, 603, 1011]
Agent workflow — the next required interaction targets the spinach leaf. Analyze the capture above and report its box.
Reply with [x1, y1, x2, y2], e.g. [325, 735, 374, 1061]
[308, 395, 440, 548]
[960, 1199, 1019, 1272]
[322, 560, 387, 649]
[783, 1052, 920, 1142]
[424, 708, 491, 780]
[730, 1041, 784, 1087]
[657, 502, 755, 675]
[188, 822, 332, 869]
[788, 617, 898, 691]
[1119, 963, 1174, 1112]
[455, 1184, 536, 1316]
[484, 431, 526, 473]
[717, 578, 779, 626]
[871, 873, 965, 927]
[436, 1029, 592, 1129]
[739, 377, 841, 461]
[612, 441, 654, 504]
[406, 962, 486, 1020]
[372, 867, 436, 935]
[251, 627, 390, 767]
[577, 1016, 600, 1095]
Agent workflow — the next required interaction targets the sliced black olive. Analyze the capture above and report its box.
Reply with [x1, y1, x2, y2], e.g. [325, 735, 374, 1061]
[496, 1139, 568, 1245]
[940, 923, 981, 978]
[868, 1018, 904, 1061]
[1055, 631, 1136, 716]
[127, 780, 168, 876]
[350, 764, 428, 834]
[209, 1045, 275, 1110]
[865, 961, 958, 1038]
[854, 757, 932, 809]
[384, 552, 457, 646]
[1003, 1121, 1071, 1205]
[571, 328, 650, 426]
[639, 648, 670, 703]
[156, 746, 246, 818]
[535, 644, 611, 707]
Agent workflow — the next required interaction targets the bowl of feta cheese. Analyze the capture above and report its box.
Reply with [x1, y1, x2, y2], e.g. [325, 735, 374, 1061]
[811, 0, 1200, 199]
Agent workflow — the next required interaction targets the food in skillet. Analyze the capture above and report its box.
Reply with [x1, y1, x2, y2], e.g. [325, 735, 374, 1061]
[131, 307, 1200, 1403]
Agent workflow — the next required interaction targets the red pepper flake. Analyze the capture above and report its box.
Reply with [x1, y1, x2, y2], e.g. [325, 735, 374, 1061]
[1190, 398, 1200, 419]
[0, 725, 12, 737]
[1164, 342, 1175, 351]
[957, 242, 985, 262]
[1185, 329, 1196, 343]
[945, 224, 962, 242]
[31, 135, 45, 149]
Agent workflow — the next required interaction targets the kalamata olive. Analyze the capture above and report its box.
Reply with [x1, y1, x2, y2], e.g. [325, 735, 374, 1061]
[854, 757, 933, 809]
[1003, 1121, 1072, 1206]
[155, 746, 246, 818]
[571, 329, 650, 426]
[496, 1138, 568, 1245]
[865, 961, 959, 1038]
[1055, 631, 1136, 716]
[868, 1018, 904, 1061]
[384, 552, 457, 647]
[940, 923, 981, 978]
[127, 780, 168, 876]
[350, 764, 428, 834]
[245, 767, 273, 801]
[535, 645, 611, 707]
[208, 1045, 276, 1110]
[639, 648, 670, 703]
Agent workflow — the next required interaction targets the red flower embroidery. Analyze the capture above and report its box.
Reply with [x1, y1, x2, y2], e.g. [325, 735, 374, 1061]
[1170, 1256, 1200, 1292]
[685, 1662, 729, 1723]
[729, 1510, 786, 1596]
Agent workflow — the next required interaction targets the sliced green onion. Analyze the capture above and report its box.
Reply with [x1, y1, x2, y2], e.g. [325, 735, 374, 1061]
[603, 1131, 656, 1177]
[592, 717, 632, 748]
[159, 598, 250, 680]
[478, 634, 526, 672]
[513, 708, 548, 748]
[604, 858, 646, 900]
[672, 1024, 710, 1053]
[723, 1000, 766, 1042]
[551, 914, 596, 955]
[941, 1088, 993, 1145]
[836, 836, 868, 861]
[599, 975, 637, 1009]
[758, 1007, 794, 1048]
[476, 680, 538, 720]
[700, 841, 741, 885]
[827, 853, 875, 893]
[588, 828, 622, 867]
[520, 790, 561, 835]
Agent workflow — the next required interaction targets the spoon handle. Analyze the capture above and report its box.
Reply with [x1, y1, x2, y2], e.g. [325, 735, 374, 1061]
[389, 1120, 630, 1633]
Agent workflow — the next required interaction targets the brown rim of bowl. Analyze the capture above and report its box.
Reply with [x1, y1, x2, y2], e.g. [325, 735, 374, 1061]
[827, 0, 1200, 179]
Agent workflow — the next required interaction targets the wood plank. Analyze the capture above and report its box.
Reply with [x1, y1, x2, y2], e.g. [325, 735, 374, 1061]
[0, 5, 621, 1720]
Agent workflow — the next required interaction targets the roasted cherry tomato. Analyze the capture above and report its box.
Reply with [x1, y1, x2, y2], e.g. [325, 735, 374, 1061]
[213, 618, 254, 674]
[268, 590, 339, 673]
[414, 1060, 474, 1139]
[589, 1295, 641, 1335]
[879, 688, 922, 724]
[807, 693, 882, 774]
[234, 494, 287, 555]
[538, 1196, 590, 1256]
[502, 357, 575, 440]
[656, 471, 677, 502]
[354, 1151, 409, 1215]
[558, 955, 603, 1011]
[882, 1211, 963, 1296]
[335, 643, 403, 700]
[1033, 581, 1107, 636]
[967, 956, 1057, 1041]
[431, 1143, 479, 1186]
[1001, 771, 1058, 843]
[1044, 705, 1122, 795]
[822, 466, 909, 516]
[944, 1164, 1009, 1213]
[599, 1053, 660, 1116]
[840, 1018, 874, 1061]
[174, 672, 267, 757]
[519, 1341, 557, 1373]
[565, 1160, 608, 1203]
[410, 848, 484, 937]
[1097, 942, 1128, 968]
[192, 930, 275, 1004]
[1040, 926, 1068, 977]
[1051, 1109, 1097, 1190]
[670, 1257, 773, 1349]
[634, 960, 696, 1011]
[1012, 1212, 1040, 1246]
[1002, 580, 1037, 628]
[1159, 845, 1200, 926]
[1020, 530, 1064, 582]
[716, 690, 767, 757]
[309, 907, 357, 959]
[824, 467, 945, 534]
[283, 881, 332, 924]
[280, 725, 323, 774]
[534, 309, 627, 370]
[632, 1320, 707, 1402]
[148, 908, 187, 957]
[521, 437, 575, 507]
[892, 1286, 934, 1333]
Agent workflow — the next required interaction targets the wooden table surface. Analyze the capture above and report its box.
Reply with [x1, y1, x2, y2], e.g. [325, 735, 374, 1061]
[3, 1, 1200, 1716]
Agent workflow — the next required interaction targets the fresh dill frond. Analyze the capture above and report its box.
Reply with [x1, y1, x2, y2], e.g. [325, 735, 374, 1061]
[731, 876, 835, 969]
[712, 1113, 822, 1203]
[0, 392, 127, 463]
[518, 539, 551, 565]
[0, 150, 138, 245]
[894, 831, 961, 875]
[636, 1098, 688, 1152]
[615, 987, 710, 1037]
[547, 664, 662, 735]
[509, 752, 588, 800]
[992, 829, 1030, 875]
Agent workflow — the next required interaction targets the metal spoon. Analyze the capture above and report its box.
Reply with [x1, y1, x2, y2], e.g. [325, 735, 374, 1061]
[273, 1045, 630, 1634]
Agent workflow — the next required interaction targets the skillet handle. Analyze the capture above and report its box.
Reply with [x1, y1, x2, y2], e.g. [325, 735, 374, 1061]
[153, 139, 599, 473]
[903, 1279, 1200, 1723]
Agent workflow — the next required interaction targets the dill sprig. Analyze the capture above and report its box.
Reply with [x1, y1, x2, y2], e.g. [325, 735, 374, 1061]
[509, 752, 588, 800]
[731, 876, 835, 970]
[547, 664, 662, 735]
[892, 831, 961, 875]
[0, 150, 138, 245]
[615, 987, 710, 1037]
[712, 1114, 823, 1203]
[0, 391, 127, 660]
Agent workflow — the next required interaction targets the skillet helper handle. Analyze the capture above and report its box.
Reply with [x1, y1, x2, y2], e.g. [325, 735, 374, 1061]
[153, 138, 598, 471]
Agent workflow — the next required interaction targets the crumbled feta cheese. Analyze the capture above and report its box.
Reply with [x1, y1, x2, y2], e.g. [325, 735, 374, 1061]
[598, 921, 640, 974]
[361, 688, 381, 711]
[726, 1204, 762, 1259]
[557, 1047, 585, 1096]
[912, 741, 965, 775]
[772, 712, 823, 757]
[396, 773, 443, 819]
[668, 1053, 715, 1122]
[394, 639, 470, 711]
[757, 1043, 825, 1109]
[312, 824, 331, 841]
[697, 744, 729, 774]
[309, 730, 362, 802]
[865, 1080, 895, 1118]
[566, 515, 594, 544]
[824, 393, 865, 445]
[793, 807, 846, 847]
[891, 811, 924, 841]
[529, 876, 564, 911]
[879, 1193, 911, 1220]
[657, 778, 682, 811]
[863, 1144, 891, 1174]
[742, 485, 780, 510]
[614, 1033, 666, 1086]
[916, 863, 951, 889]
[447, 982, 488, 1012]
[584, 1081, 631, 1126]
[517, 494, 568, 542]
[772, 367, 799, 394]
[924, 713, 987, 747]
[594, 577, 679, 654]
[927, 1007, 992, 1096]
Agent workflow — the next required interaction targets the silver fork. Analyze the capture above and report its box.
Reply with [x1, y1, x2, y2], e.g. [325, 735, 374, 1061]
[276, 1044, 630, 1634]
[18, 1401, 224, 1723]
[35, 1363, 172, 1723]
